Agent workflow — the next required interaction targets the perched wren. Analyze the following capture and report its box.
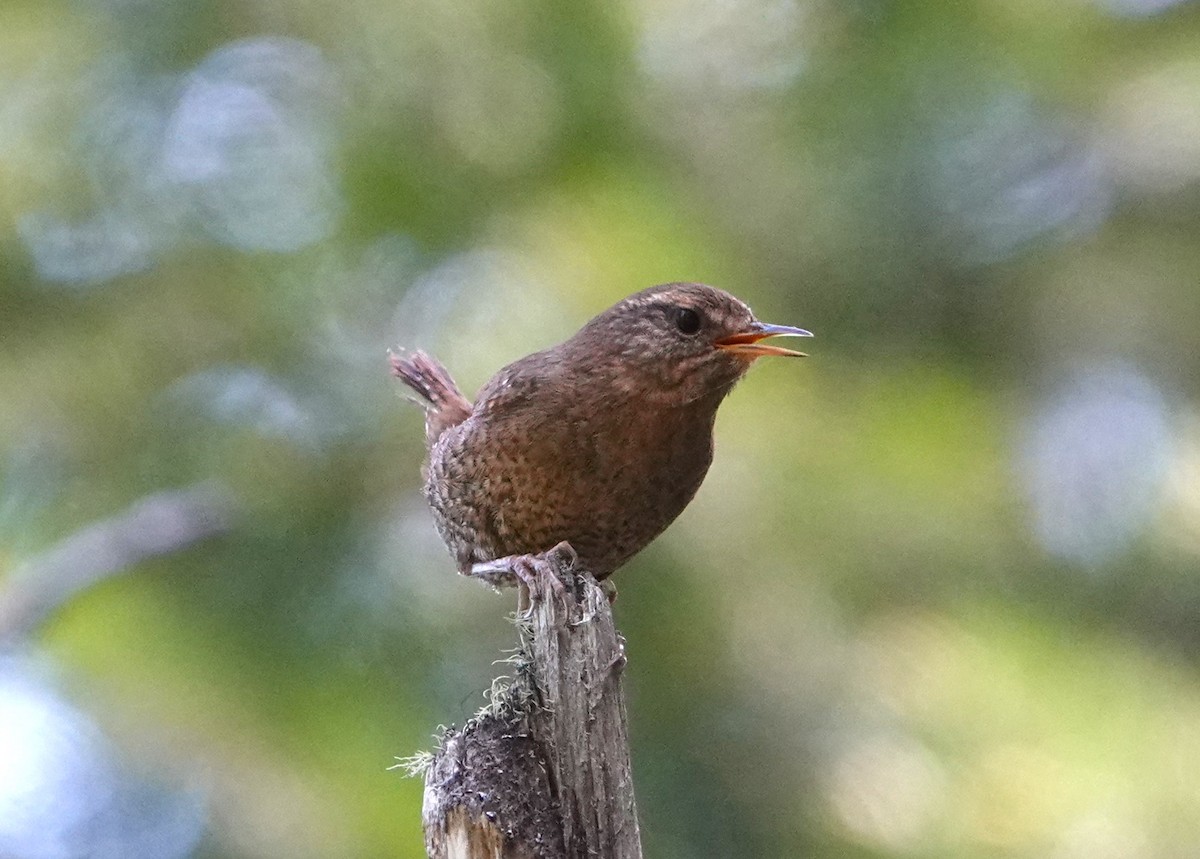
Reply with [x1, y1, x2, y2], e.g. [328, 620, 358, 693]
[390, 282, 810, 597]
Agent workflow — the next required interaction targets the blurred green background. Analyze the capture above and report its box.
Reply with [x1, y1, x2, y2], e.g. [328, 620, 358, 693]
[3, 0, 1200, 856]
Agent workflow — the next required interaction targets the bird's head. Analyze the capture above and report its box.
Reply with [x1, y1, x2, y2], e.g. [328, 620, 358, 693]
[571, 282, 812, 404]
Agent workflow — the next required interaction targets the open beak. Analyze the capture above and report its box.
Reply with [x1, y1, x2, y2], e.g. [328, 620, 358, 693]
[715, 322, 813, 358]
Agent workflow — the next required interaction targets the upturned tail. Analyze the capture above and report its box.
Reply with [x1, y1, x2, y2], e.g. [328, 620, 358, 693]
[389, 349, 473, 446]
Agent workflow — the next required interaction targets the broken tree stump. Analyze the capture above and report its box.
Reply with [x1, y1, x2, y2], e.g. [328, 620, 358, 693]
[419, 565, 643, 859]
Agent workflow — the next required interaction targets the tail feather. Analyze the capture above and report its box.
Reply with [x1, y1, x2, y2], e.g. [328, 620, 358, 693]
[389, 349, 473, 446]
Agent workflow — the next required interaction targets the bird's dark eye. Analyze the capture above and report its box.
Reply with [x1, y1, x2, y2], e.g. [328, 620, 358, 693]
[674, 307, 702, 335]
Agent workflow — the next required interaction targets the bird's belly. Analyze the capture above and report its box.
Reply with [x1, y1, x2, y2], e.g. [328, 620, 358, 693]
[559, 446, 710, 574]
[424, 412, 713, 577]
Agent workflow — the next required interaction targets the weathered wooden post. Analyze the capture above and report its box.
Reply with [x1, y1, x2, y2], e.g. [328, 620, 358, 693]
[418, 562, 642, 859]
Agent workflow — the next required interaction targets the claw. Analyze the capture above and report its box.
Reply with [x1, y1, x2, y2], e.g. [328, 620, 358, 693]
[513, 556, 543, 600]
[466, 541, 577, 603]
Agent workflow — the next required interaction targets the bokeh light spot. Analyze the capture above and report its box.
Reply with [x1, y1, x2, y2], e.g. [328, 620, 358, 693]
[1019, 363, 1173, 567]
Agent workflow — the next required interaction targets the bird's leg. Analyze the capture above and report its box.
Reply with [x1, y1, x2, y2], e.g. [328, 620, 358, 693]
[466, 541, 577, 601]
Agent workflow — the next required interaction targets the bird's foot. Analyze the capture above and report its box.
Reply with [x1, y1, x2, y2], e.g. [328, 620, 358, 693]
[467, 541, 577, 602]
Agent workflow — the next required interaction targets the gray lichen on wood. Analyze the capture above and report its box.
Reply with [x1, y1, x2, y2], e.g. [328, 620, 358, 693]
[420, 565, 642, 859]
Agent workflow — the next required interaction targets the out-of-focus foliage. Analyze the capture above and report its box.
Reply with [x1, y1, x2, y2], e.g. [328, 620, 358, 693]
[3, 0, 1200, 856]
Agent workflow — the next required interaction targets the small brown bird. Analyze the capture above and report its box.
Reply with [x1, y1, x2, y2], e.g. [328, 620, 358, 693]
[390, 282, 810, 597]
